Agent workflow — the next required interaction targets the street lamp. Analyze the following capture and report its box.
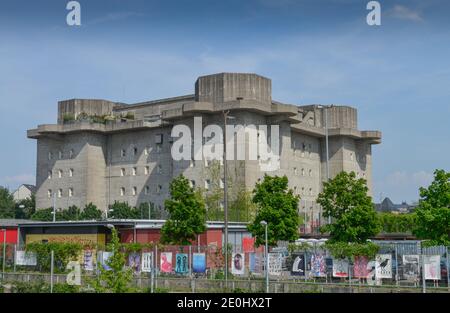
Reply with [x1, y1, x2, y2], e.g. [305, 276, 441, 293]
[317, 105, 333, 225]
[260, 220, 269, 293]
[223, 110, 235, 287]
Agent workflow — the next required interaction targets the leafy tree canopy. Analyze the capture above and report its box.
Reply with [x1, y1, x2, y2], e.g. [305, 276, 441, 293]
[317, 171, 381, 243]
[413, 169, 450, 246]
[161, 175, 207, 245]
[79, 203, 103, 220]
[247, 175, 300, 246]
[0, 187, 15, 218]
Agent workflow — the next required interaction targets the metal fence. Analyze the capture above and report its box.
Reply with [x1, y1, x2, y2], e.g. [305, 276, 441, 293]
[1, 241, 449, 292]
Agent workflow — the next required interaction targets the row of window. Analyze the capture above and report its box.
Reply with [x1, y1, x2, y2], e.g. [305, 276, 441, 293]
[48, 169, 74, 179]
[48, 149, 75, 161]
[120, 185, 162, 196]
[48, 188, 73, 198]
[293, 186, 315, 196]
[293, 167, 313, 177]
[120, 165, 163, 177]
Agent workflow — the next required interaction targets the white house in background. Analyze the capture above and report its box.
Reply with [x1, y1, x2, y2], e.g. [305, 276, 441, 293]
[12, 184, 36, 201]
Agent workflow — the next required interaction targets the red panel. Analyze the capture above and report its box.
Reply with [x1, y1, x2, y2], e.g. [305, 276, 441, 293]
[0, 228, 18, 244]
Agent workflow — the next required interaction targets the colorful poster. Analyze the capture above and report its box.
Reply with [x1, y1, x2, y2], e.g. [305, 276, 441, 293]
[291, 253, 306, 276]
[424, 255, 441, 280]
[192, 253, 206, 273]
[268, 253, 282, 276]
[242, 237, 255, 253]
[160, 252, 173, 273]
[141, 252, 153, 272]
[15, 251, 37, 266]
[99, 251, 112, 270]
[375, 254, 392, 279]
[128, 252, 141, 273]
[402, 255, 419, 281]
[310, 253, 326, 277]
[83, 250, 94, 271]
[249, 253, 263, 273]
[231, 252, 245, 275]
[353, 256, 369, 278]
[332, 258, 349, 278]
[175, 253, 189, 274]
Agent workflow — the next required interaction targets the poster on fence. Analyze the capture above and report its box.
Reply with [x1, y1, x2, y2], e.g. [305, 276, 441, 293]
[160, 252, 173, 273]
[332, 258, 349, 278]
[99, 251, 112, 270]
[141, 252, 153, 272]
[375, 254, 392, 279]
[193, 253, 206, 273]
[367, 260, 382, 285]
[268, 253, 282, 276]
[15, 250, 37, 266]
[175, 253, 189, 274]
[291, 253, 306, 276]
[128, 252, 141, 273]
[249, 253, 263, 274]
[424, 255, 441, 280]
[242, 237, 255, 253]
[402, 255, 419, 281]
[353, 256, 369, 278]
[310, 253, 326, 277]
[231, 252, 245, 275]
[83, 250, 94, 271]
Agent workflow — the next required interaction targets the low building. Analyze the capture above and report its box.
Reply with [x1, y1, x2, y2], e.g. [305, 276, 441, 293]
[12, 184, 36, 202]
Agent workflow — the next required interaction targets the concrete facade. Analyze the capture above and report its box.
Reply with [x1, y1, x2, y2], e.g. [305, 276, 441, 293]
[28, 73, 381, 225]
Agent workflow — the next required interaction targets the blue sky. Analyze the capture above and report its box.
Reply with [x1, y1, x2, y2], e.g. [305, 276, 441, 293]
[0, 0, 449, 203]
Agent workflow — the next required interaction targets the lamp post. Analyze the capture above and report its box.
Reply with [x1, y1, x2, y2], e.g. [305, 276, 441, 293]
[223, 110, 235, 287]
[260, 220, 269, 293]
[52, 192, 56, 222]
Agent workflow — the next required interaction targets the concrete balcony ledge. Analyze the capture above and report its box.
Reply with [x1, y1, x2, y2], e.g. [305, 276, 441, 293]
[27, 120, 163, 138]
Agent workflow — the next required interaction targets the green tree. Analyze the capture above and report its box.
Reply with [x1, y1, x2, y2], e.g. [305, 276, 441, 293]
[247, 175, 300, 246]
[80, 203, 103, 220]
[15, 194, 36, 219]
[317, 171, 381, 243]
[378, 212, 416, 233]
[161, 175, 207, 245]
[0, 187, 15, 218]
[59, 205, 80, 221]
[413, 169, 450, 246]
[31, 208, 54, 221]
[109, 201, 139, 219]
[92, 227, 133, 293]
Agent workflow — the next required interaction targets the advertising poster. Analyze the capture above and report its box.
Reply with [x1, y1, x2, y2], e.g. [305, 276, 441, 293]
[160, 252, 173, 273]
[175, 253, 189, 274]
[375, 254, 392, 279]
[310, 253, 326, 277]
[424, 255, 441, 280]
[366, 260, 381, 286]
[353, 256, 369, 278]
[83, 250, 94, 271]
[402, 255, 419, 281]
[100, 251, 112, 270]
[242, 237, 255, 253]
[249, 253, 263, 274]
[268, 253, 282, 276]
[141, 252, 153, 273]
[192, 253, 206, 273]
[291, 253, 306, 276]
[128, 252, 141, 273]
[231, 252, 245, 275]
[332, 258, 349, 278]
[15, 251, 37, 266]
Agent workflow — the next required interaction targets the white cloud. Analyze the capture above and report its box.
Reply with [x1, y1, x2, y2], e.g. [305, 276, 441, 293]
[389, 5, 423, 22]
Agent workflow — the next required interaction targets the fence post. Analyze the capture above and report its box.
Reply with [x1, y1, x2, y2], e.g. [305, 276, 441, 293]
[50, 250, 54, 293]
[395, 243, 399, 286]
[154, 245, 158, 290]
[421, 254, 426, 294]
[447, 247, 449, 289]
[13, 244, 16, 273]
